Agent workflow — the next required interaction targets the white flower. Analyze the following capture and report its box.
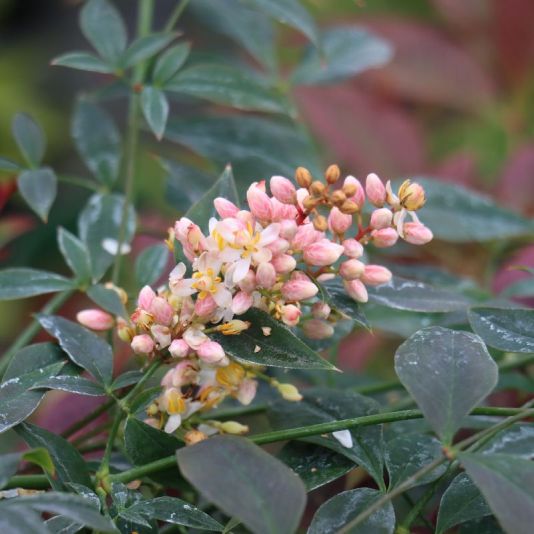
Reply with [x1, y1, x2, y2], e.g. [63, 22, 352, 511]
[164, 401, 204, 434]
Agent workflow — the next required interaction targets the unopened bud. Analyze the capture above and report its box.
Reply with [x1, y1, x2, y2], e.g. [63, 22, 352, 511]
[197, 341, 227, 365]
[281, 304, 302, 326]
[398, 179, 426, 211]
[303, 239, 345, 267]
[247, 182, 272, 221]
[146, 403, 159, 416]
[344, 175, 365, 207]
[272, 254, 297, 274]
[256, 262, 277, 289]
[313, 215, 328, 231]
[339, 259, 366, 280]
[325, 164, 340, 184]
[339, 200, 359, 214]
[311, 302, 331, 320]
[365, 173, 387, 207]
[330, 189, 346, 207]
[370, 208, 393, 230]
[184, 429, 208, 446]
[217, 320, 250, 335]
[275, 381, 303, 402]
[403, 222, 433, 245]
[215, 421, 249, 435]
[303, 196, 319, 211]
[371, 228, 398, 248]
[310, 180, 326, 196]
[270, 175, 297, 205]
[344, 279, 369, 303]
[131, 334, 154, 355]
[302, 319, 334, 340]
[342, 238, 364, 258]
[281, 279, 318, 301]
[117, 318, 134, 343]
[328, 206, 352, 234]
[342, 181, 357, 197]
[295, 166, 312, 188]
[76, 309, 114, 331]
[360, 265, 392, 286]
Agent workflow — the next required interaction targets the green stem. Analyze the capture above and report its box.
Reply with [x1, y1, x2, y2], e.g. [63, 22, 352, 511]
[57, 174, 101, 192]
[97, 407, 124, 481]
[164, 0, 192, 32]
[122, 359, 162, 407]
[0, 289, 74, 378]
[72, 420, 112, 447]
[3, 475, 50, 490]
[61, 399, 114, 439]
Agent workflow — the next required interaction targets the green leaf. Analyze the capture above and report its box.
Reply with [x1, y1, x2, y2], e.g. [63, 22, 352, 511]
[277, 442, 355, 491]
[269, 389, 385, 487]
[0, 268, 73, 301]
[367, 276, 471, 312]
[80, 0, 127, 64]
[57, 227, 92, 283]
[319, 278, 368, 329]
[190, 0, 276, 71]
[0, 508, 47, 533]
[121, 32, 177, 69]
[0, 453, 23, 489]
[17, 168, 57, 222]
[16, 423, 92, 490]
[468, 307, 534, 354]
[153, 43, 191, 85]
[11, 113, 45, 167]
[177, 435, 306, 534]
[51, 51, 114, 73]
[405, 178, 534, 242]
[141, 86, 169, 140]
[21, 448, 55, 476]
[247, 0, 318, 45]
[293, 27, 392, 85]
[38, 314, 113, 385]
[436, 473, 491, 534]
[78, 193, 136, 281]
[31, 375, 106, 396]
[3, 492, 116, 532]
[111, 371, 144, 391]
[459, 452, 534, 534]
[0, 156, 22, 172]
[135, 243, 169, 288]
[165, 115, 321, 188]
[126, 497, 223, 531]
[4, 342, 66, 381]
[1, 448, 54, 489]
[166, 64, 290, 114]
[395, 327, 498, 443]
[480, 424, 534, 459]
[385, 434, 447, 490]
[45, 515, 83, 534]
[213, 308, 335, 370]
[72, 100, 121, 186]
[87, 283, 127, 318]
[308, 487, 395, 534]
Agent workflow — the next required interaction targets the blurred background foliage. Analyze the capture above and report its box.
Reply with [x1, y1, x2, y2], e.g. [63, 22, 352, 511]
[0, 0, 533, 436]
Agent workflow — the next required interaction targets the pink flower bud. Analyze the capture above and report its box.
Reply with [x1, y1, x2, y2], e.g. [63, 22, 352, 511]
[371, 228, 399, 248]
[311, 302, 331, 320]
[279, 219, 298, 240]
[281, 279, 318, 301]
[360, 265, 392, 286]
[370, 208, 393, 230]
[302, 319, 334, 340]
[194, 294, 217, 317]
[328, 207, 353, 235]
[342, 238, 364, 258]
[292, 223, 323, 251]
[76, 309, 114, 331]
[183, 326, 208, 350]
[231, 291, 253, 315]
[197, 341, 226, 365]
[247, 182, 272, 221]
[303, 239, 345, 267]
[151, 324, 171, 348]
[214, 197, 239, 218]
[162, 361, 198, 387]
[138, 285, 155, 310]
[271, 254, 297, 274]
[256, 262, 277, 289]
[271, 198, 298, 222]
[344, 279, 369, 303]
[339, 259, 366, 281]
[365, 173, 387, 207]
[267, 238, 289, 256]
[238, 269, 256, 293]
[131, 334, 154, 354]
[270, 175, 297, 204]
[149, 296, 174, 326]
[174, 218, 206, 260]
[403, 222, 433, 245]
[237, 379, 258, 405]
[344, 175, 365, 208]
[169, 338, 190, 358]
[281, 304, 302, 326]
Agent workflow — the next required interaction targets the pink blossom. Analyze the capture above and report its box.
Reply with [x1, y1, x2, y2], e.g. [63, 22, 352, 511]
[238, 270, 256, 293]
[247, 181, 272, 221]
[270, 175, 297, 204]
[267, 238, 290, 256]
[236, 379, 258, 405]
[342, 238, 364, 258]
[292, 223, 323, 251]
[151, 325, 171, 348]
[169, 339, 190, 358]
[344, 175, 365, 208]
[138, 285, 155, 310]
[271, 198, 298, 221]
[256, 262, 277, 289]
[328, 207, 353, 235]
[272, 254, 297, 274]
[194, 294, 217, 317]
[371, 228, 399, 248]
[197, 341, 227, 365]
[303, 239, 344, 266]
[302, 319, 334, 340]
[214, 197, 239, 218]
[131, 334, 155, 354]
[281, 279, 318, 301]
[360, 265, 392, 286]
[149, 296, 174, 326]
[76, 309, 114, 331]
[231, 291, 253, 315]
[162, 361, 198, 387]
[311, 302, 331, 320]
[370, 208, 393, 230]
[339, 259, 366, 281]
[344, 279, 369, 303]
[281, 304, 302, 326]
[365, 173, 386, 207]
[403, 222, 433, 245]
[279, 219, 298, 240]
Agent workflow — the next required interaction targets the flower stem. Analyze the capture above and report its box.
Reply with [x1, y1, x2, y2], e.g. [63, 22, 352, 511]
[164, 0, 192, 32]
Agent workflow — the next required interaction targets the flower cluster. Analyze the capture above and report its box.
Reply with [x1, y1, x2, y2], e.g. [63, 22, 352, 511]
[77, 166, 432, 442]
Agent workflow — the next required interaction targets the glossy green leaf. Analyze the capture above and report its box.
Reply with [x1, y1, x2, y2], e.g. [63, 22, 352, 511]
[57, 227, 92, 283]
[38, 314, 113, 385]
[3, 492, 116, 532]
[16, 423, 92, 490]
[166, 64, 289, 114]
[268, 389, 385, 487]
[469, 307, 534, 353]
[31, 375, 106, 396]
[319, 278, 369, 329]
[4, 342, 66, 381]
[436, 473, 491, 534]
[121, 32, 177, 69]
[0, 156, 22, 172]
[385, 434, 447, 490]
[213, 308, 335, 370]
[11, 113, 45, 167]
[277, 442, 355, 491]
[395, 327, 498, 443]
[248, 0, 318, 45]
[308, 488, 395, 534]
[17, 168, 57, 222]
[80, 0, 127, 64]
[153, 43, 191, 85]
[293, 27, 392, 85]
[87, 283, 127, 318]
[406, 178, 534, 242]
[177, 435, 306, 534]
[0, 453, 23, 489]
[190, 0, 275, 71]
[141, 86, 169, 140]
[367, 276, 471, 312]
[111, 371, 144, 391]
[126, 497, 223, 531]
[0, 508, 47, 534]
[51, 51, 114, 73]
[480, 424, 534, 459]
[0, 268, 73, 301]
[135, 243, 169, 288]
[0, 448, 53, 489]
[458, 516, 503, 534]
[78, 193, 136, 280]
[44, 515, 83, 534]
[72, 100, 121, 186]
[459, 453, 534, 534]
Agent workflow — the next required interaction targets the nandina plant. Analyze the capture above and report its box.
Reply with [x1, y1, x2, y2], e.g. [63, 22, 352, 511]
[0, 1, 533, 533]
